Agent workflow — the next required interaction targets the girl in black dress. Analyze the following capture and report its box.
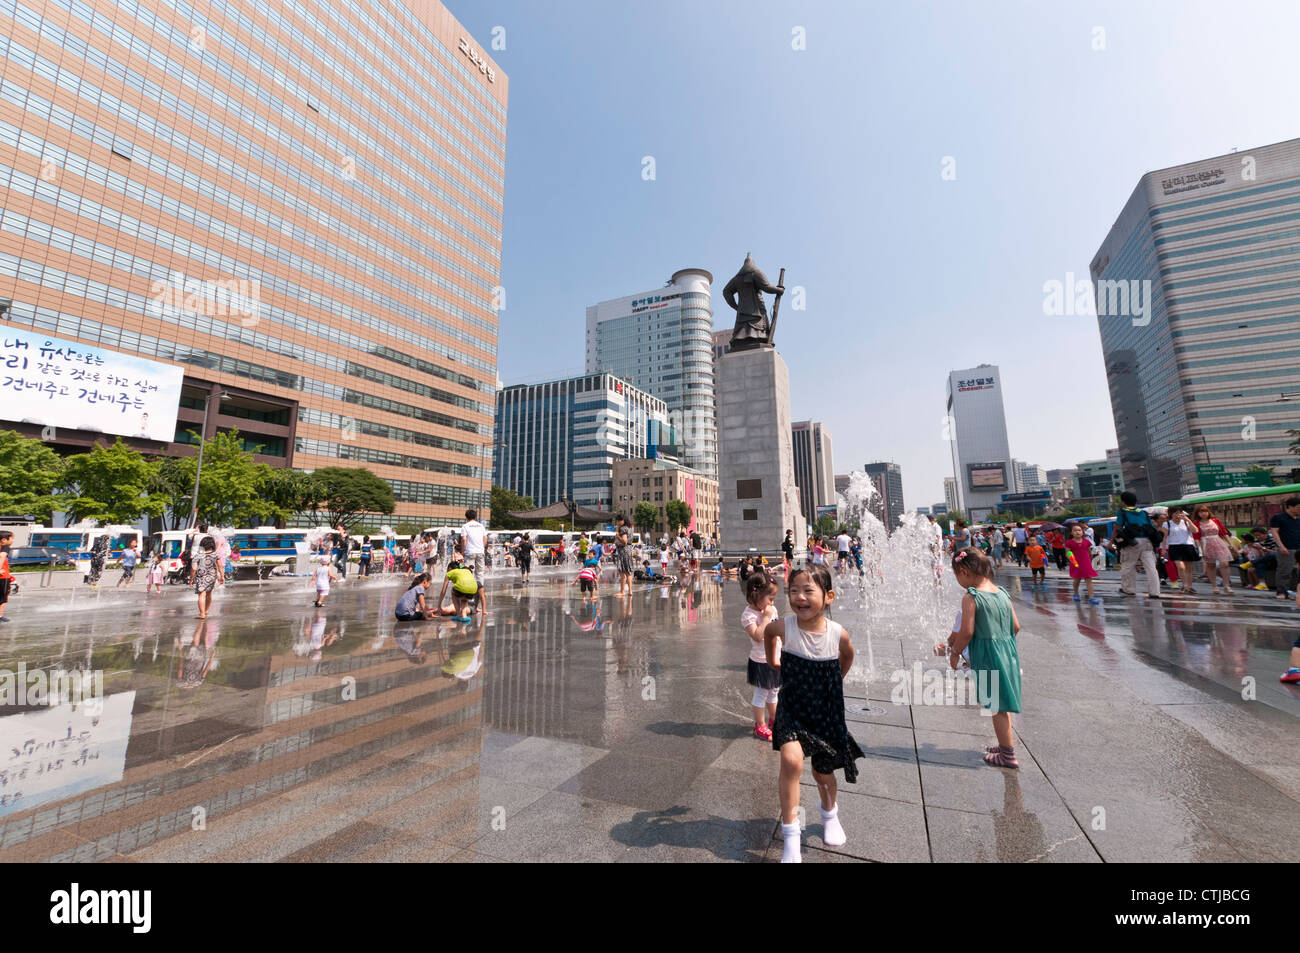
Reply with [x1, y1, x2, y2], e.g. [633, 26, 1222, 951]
[763, 564, 862, 863]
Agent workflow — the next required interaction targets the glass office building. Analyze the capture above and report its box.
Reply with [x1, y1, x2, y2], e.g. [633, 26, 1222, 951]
[585, 268, 716, 477]
[494, 373, 669, 512]
[1092, 138, 1300, 500]
[791, 420, 835, 527]
[0, 0, 505, 525]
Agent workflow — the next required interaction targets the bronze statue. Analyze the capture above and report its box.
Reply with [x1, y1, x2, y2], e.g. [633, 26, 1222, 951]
[722, 254, 785, 350]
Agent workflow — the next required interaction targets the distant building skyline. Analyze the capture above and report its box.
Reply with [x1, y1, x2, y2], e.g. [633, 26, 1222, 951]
[792, 420, 835, 527]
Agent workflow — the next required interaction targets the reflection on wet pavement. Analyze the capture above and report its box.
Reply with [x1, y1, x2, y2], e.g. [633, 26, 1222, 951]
[0, 565, 1296, 862]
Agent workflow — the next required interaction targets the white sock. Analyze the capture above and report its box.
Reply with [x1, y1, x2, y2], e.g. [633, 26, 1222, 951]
[820, 803, 846, 847]
[780, 821, 801, 863]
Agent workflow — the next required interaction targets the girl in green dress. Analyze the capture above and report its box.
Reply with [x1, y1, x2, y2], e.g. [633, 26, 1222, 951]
[944, 546, 1023, 768]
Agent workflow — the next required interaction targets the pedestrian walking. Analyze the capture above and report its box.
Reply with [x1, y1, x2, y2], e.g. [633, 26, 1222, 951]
[190, 535, 222, 619]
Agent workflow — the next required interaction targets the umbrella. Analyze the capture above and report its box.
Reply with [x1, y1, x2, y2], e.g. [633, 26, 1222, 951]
[1037, 521, 1065, 530]
[1060, 518, 1089, 525]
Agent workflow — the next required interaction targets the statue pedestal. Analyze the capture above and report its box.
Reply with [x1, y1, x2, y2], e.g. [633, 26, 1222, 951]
[716, 346, 805, 557]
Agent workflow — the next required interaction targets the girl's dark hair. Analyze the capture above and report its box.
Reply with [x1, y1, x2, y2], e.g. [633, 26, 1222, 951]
[406, 572, 431, 591]
[200, 535, 215, 552]
[787, 563, 833, 595]
[951, 545, 993, 579]
[743, 570, 777, 604]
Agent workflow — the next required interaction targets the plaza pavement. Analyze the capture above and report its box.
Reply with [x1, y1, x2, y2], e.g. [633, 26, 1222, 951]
[0, 563, 1297, 862]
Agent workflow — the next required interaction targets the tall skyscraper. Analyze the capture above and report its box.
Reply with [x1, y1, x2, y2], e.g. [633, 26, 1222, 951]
[586, 269, 716, 476]
[863, 461, 904, 531]
[1092, 138, 1300, 500]
[946, 365, 1013, 521]
[943, 477, 958, 515]
[791, 420, 835, 527]
[0, 0, 505, 526]
[494, 373, 669, 512]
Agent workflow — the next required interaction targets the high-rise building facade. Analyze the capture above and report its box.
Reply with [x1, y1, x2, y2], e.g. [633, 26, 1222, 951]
[586, 269, 716, 476]
[1092, 138, 1300, 501]
[791, 420, 835, 527]
[1074, 458, 1125, 506]
[0, 0, 505, 526]
[864, 460, 904, 531]
[612, 457, 719, 538]
[946, 364, 1013, 521]
[494, 373, 668, 512]
[943, 477, 958, 514]
[1013, 460, 1048, 492]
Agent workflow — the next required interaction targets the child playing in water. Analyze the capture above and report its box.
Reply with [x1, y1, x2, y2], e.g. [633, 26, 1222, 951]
[742, 571, 781, 740]
[572, 560, 599, 603]
[763, 564, 862, 863]
[943, 547, 1023, 769]
[1025, 537, 1047, 589]
[437, 559, 485, 621]
[1065, 522, 1101, 604]
[146, 551, 167, 593]
[312, 555, 338, 607]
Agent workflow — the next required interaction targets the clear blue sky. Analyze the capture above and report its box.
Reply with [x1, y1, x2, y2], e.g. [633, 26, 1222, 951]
[449, 0, 1300, 509]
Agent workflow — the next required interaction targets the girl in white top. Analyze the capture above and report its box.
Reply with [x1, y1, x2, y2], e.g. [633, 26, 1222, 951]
[742, 572, 781, 741]
[1164, 506, 1200, 594]
[762, 564, 863, 863]
[312, 555, 338, 607]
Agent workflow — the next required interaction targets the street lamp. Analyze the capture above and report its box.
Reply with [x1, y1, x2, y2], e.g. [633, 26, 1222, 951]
[189, 386, 230, 523]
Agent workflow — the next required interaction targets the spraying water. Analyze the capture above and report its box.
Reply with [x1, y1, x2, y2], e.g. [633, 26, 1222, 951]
[834, 471, 956, 686]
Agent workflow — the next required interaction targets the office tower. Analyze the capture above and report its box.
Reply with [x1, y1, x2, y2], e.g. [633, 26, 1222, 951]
[943, 477, 958, 514]
[863, 460, 904, 531]
[1092, 138, 1300, 500]
[1013, 460, 1049, 492]
[0, 0, 505, 526]
[946, 365, 1013, 521]
[585, 269, 716, 476]
[494, 373, 668, 512]
[791, 420, 835, 527]
[1074, 458, 1125, 507]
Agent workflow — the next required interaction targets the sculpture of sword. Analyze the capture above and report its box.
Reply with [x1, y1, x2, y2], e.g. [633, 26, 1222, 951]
[766, 267, 786, 346]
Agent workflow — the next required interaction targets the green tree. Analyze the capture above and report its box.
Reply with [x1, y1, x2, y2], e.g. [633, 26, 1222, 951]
[260, 468, 324, 526]
[60, 437, 167, 524]
[181, 429, 279, 526]
[0, 429, 65, 523]
[1062, 502, 1096, 519]
[633, 500, 659, 535]
[665, 498, 692, 532]
[488, 485, 534, 530]
[813, 515, 836, 537]
[935, 511, 966, 533]
[311, 466, 396, 529]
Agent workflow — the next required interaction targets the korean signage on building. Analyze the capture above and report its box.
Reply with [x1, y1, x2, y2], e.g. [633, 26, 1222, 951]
[1, 327, 184, 442]
[956, 376, 995, 392]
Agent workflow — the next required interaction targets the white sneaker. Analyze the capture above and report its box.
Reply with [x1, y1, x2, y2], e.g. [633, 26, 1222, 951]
[780, 821, 802, 863]
[820, 804, 846, 847]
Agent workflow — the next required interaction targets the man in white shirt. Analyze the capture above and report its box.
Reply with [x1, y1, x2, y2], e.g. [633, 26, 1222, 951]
[835, 531, 852, 571]
[459, 508, 487, 577]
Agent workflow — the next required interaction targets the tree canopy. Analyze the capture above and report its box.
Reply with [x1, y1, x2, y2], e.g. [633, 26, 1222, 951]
[309, 466, 396, 530]
[0, 430, 65, 522]
[488, 485, 534, 530]
[633, 500, 658, 535]
[665, 498, 692, 532]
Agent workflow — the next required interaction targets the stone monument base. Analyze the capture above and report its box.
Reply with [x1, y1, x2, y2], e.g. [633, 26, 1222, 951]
[716, 346, 805, 558]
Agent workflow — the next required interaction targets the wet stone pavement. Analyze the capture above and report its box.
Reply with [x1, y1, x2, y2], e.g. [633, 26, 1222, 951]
[1, 563, 1298, 863]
